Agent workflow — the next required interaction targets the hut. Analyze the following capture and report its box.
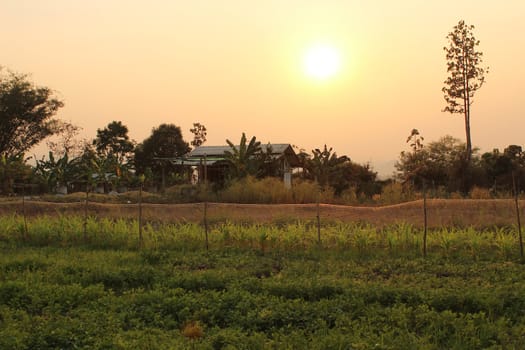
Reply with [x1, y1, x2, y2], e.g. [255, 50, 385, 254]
[183, 143, 301, 187]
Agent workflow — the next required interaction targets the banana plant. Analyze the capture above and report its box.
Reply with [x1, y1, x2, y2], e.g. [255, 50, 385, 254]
[35, 152, 78, 194]
[224, 133, 262, 178]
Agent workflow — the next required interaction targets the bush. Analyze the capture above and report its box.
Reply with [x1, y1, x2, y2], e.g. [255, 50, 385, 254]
[217, 177, 292, 204]
[469, 186, 492, 199]
[216, 177, 341, 204]
[379, 182, 414, 205]
[164, 184, 212, 203]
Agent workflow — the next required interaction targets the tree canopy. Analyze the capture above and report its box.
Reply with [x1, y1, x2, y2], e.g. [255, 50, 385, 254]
[0, 68, 64, 157]
[396, 135, 491, 193]
[93, 121, 135, 165]
[190, 122, 207, 148]
[481, 145, 525, 192]
[305, 145, 378, 196]
[134, 124, 190, 187]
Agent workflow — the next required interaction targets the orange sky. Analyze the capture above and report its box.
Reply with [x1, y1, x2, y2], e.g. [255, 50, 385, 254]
[1, 0, 524, 176]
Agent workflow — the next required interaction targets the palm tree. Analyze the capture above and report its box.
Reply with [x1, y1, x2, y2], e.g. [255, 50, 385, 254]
[224, 133, 262, 178]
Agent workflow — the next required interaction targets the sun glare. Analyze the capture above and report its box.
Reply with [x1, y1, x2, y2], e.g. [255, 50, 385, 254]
[303, 45, 341, 80]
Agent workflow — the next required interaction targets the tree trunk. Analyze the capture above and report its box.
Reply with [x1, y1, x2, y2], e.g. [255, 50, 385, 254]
[463, 47, 472, 163]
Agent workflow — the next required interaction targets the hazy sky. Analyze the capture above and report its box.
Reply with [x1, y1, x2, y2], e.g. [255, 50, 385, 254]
[1, 0, 524, 176]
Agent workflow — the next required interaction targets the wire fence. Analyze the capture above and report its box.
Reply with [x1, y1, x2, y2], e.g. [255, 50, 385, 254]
[1, 185, 524, 260]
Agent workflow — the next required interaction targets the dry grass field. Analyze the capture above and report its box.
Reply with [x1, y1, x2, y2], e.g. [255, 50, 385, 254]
[0, 198, 523, 228]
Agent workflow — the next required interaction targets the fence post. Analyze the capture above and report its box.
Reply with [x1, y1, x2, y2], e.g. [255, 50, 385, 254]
[138, 175, 144, 248]
[317, 194, 321, 245]
[84, 183, 89, 242]
[513, 172, 523, 261]
[203, 154, 209, 252]
[21, 184, 28, 241]
[423, 180, 428, 257]
[315, 177, 321, 245]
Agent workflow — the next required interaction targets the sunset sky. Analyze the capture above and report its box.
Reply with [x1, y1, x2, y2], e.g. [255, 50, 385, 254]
[1, 0, 524, 176]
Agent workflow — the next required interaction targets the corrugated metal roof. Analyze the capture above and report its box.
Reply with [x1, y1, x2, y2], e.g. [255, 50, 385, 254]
[168, 159, 222, 166]
[189, 143, 293, 157]
[189, 146, 231, 157]
[157, 143, 301, 167]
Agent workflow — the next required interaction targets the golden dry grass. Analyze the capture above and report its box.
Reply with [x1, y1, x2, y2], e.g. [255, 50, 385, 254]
[1, 198, 523, 228]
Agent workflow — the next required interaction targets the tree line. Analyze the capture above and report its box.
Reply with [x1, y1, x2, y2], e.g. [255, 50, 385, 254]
[0, 67, 378, 197]
[1, 20, 520, 201]
[397, 130, 525, 196]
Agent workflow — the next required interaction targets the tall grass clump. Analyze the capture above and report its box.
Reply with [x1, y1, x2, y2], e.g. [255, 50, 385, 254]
[379, 182, 415, 205]
[218, 177, 294, 204]
[216, 177, 337, 204]
[382, 223, 420, 257]
[494, 227, 517, 260]
[469, 186, 493, 199]
[290, 180, 334, 204]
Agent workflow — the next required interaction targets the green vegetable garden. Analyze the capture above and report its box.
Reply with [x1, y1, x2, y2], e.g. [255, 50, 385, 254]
[1, 216, 525, 349]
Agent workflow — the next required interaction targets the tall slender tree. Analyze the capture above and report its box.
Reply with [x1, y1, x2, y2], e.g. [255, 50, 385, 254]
[442, 20, 488, 162]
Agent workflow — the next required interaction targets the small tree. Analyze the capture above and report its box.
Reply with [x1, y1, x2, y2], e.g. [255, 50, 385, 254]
[401, 129, 427, 187]
[134, 124, 190, 189]
[93, 121, 135, 166]
[443, 20, 488, 163]
[46, 120, 86, 158]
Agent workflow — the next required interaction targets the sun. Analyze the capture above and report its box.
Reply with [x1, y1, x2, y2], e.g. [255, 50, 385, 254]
[303, 44, 341, 80]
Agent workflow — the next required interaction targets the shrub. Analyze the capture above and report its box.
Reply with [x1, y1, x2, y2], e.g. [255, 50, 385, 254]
[218, 177, 294, 204]
[469, 186, 492, 199]
[379, 182, 413, 205]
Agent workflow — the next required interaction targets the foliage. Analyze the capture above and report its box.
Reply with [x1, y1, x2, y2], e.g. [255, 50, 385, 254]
[1, 220, 525, 349]
[397, 135, 479, 192]
[304, 145, 379, 197]
[469, 186, 492, 199]
[134, 124, 190, 188]
[307, 145, 347, 187]
[0, 154, 33, 195]
[224, 133, 262, 179]
[0, 68, 64, 158]
[93, 121, 135, 166]
[379, 181, 415, 204]
[215, 176, 360, 204]
[443, 20, 488, 162]
[189, 122, 207, 148]
[254, 144, 281, 179]
[45, 120, 85, 158]
[480, 145, 525, 192]
[34, 152, 79, 194]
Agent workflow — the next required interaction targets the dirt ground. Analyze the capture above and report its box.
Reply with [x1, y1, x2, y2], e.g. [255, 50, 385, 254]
[0, 199, 523, 228]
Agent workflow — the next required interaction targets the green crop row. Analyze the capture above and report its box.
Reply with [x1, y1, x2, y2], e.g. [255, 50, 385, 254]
[0, 215, 523, 261]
